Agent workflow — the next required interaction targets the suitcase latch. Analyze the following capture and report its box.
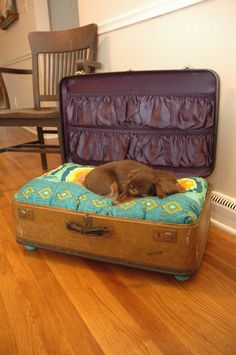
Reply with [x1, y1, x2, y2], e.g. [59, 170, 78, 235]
[66, 215, 112, 237]
[18, 208, 34, 220]
[153, 230, 177, 243]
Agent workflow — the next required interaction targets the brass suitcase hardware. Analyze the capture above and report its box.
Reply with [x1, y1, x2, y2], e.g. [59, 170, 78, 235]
[66, 215, 112, 237]
[153, 230, 177, 243]
[18, 208, 34, 220]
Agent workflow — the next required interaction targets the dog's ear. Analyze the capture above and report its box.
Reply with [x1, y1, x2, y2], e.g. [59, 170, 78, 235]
[154, 178, 185, 198]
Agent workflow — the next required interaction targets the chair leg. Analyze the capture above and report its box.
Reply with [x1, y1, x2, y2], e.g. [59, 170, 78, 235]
[37, 127, 47, 170]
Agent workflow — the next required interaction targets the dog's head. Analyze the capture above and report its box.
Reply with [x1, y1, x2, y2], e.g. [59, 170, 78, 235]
[126, 169, 185, 198]
[126, 171, 156, 197]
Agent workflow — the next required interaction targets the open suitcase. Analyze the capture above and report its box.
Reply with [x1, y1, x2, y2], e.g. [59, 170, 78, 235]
[13, 69, 219, 280]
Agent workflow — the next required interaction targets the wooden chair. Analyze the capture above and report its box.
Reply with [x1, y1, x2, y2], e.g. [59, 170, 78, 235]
[0, 23, 101, 170]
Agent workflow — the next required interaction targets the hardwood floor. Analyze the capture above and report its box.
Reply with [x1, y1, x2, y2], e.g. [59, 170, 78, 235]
[0, 128, 236, 355]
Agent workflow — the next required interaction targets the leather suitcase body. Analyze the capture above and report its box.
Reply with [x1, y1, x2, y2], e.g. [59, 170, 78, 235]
[13, 70, 219, 280]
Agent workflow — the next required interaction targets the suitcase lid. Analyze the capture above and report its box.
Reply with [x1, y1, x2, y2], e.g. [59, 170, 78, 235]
[60, 69, 219, 177]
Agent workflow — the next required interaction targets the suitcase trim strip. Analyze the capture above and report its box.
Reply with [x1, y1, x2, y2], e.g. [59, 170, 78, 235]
[16, 237, 201, 276]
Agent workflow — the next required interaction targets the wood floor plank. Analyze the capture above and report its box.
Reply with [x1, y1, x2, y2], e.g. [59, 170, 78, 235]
[0, 214, 74, 354]
[0, 127, 236, 354]
[0, 267, 19, 355]
[42, 252, 164, 355]
[108, 235, 236, 354]
[24, 251, 104, 355]
[0, 212, 103, 355]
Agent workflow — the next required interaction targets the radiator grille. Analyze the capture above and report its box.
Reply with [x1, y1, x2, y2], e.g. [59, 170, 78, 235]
[211, 193, 236, 211]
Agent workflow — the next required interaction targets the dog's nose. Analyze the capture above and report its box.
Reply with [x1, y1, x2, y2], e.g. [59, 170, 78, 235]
[129, 188, 138, 196]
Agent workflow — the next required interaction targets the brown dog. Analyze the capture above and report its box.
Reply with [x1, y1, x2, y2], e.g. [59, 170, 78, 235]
[84, 160, 185, 203]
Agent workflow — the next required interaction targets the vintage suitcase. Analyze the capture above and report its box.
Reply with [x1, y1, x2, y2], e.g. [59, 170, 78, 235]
[13, 69, 219, 280]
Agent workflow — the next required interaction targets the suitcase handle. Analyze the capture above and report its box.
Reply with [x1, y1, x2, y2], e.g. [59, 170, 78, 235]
[66, 221, 110, 237]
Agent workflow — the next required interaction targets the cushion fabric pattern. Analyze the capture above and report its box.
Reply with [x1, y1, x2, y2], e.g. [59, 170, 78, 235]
[14, 163, 208, 224]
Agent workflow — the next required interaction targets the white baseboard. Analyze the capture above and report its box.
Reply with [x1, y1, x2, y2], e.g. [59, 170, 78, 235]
[23, 127, 57, 140]
[210, 219, 236, 237]
[24, 127, 36, 134]
[211, 192, 236, 236]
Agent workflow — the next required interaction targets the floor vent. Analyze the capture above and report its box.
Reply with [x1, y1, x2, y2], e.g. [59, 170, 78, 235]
[211, 192, 236, 236]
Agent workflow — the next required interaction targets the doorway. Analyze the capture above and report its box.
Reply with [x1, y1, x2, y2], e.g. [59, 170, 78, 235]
[48, 0, 79, 30]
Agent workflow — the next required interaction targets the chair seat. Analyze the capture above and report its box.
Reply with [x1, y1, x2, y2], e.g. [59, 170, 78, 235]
[0, 107, 60, 119]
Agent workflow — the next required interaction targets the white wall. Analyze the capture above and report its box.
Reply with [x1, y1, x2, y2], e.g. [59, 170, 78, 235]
[79, 0, 236, 199]
[0, 0, 50, 108]
[0, 0, 235, 200]
[0, 0, 50, 64]
[0, 0, 79, 108]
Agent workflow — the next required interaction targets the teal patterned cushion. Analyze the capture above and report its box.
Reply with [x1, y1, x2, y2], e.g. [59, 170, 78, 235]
[14, 163, 208, 224]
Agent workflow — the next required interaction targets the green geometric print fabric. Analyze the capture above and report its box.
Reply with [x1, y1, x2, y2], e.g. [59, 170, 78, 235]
[14, 163, 208, 225]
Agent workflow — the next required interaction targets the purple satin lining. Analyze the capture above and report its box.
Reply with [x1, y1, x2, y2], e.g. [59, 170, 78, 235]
[66, 95, 215, 129]
[62, 94, 216, 176]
